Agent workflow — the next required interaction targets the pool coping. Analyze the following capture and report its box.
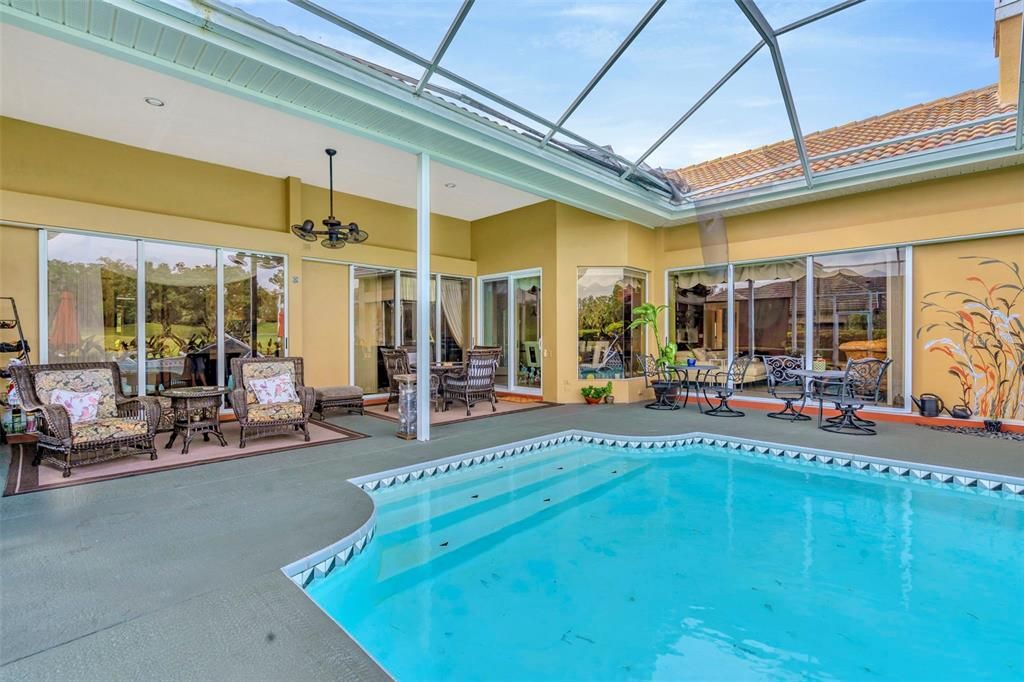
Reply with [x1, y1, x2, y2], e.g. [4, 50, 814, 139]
[280, 428, 1024, 590]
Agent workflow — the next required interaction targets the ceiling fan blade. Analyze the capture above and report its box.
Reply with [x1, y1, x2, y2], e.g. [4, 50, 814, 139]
[291, 224, 318, 242]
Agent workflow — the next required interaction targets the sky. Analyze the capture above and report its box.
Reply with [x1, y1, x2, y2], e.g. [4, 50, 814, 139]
[228, 0, 1000, 169]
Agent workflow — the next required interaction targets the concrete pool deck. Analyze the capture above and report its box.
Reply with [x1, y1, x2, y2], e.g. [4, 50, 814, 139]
[2, 403, 1022, 680]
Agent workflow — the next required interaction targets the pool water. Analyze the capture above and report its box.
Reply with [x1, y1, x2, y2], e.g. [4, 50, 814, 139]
[307, 444, 1024, 681]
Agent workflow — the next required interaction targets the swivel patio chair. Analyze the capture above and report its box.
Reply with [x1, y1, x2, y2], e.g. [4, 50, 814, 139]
[10, 361, 161, 477]
[381, 348, 410, 412]
[820, 357, 892, 436]
[230, 356, 315, 447]
[442, 348, 500, 415]
[763, 355, 810, 421]
[701, 355, 753, 417]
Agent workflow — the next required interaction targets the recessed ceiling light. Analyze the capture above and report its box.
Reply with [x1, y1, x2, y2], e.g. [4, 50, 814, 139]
[144, 97, 165, 107]
[444, 182, 456, 189]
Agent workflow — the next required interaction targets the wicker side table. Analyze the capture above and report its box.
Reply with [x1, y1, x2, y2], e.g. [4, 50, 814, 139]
[162, 387, 229, 455]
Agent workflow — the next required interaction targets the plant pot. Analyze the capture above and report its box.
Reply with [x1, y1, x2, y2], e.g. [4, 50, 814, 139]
[983, 419, 1003, 433]
[651, 381, 679, 403]
[584, 396, 603, 405]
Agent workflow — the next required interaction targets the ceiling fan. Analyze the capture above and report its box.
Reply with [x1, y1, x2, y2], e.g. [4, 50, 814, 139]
[291, 148, 369, 249]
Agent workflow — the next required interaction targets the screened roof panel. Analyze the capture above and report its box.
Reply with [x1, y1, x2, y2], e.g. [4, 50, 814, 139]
[438, 0, 655, 123]
[192, 0, 1019, 206]
[566, 0, 764, 164]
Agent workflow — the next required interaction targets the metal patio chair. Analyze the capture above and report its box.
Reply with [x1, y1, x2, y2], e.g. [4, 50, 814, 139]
[701, 355, 753, 417]
[381, 348, 410, 412]
[639, 353, 683, 410]
[820, 357, 892, 435]
[763, 355, 810, 421]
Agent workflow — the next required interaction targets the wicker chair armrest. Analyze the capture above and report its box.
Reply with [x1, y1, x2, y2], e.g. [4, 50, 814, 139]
[231, 389, 249, 421]
[28, 403, 73, 442]
[297, 385, 316, 418]
[117, 396, 162, 436]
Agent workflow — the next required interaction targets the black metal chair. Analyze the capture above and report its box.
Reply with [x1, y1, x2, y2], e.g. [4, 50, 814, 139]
[639, 354, 683, 410]
[701, 356, 753, 417]
[381, 348, 410, 412]
[820, 357, 892, 435]
[763, 355, 810, 421]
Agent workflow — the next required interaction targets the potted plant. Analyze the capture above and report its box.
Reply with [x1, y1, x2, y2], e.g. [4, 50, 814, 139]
[627, 303, 680, 406]
[581, 381, 613, 405]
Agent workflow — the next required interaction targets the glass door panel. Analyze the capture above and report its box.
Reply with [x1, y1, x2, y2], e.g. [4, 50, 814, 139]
[399, 272, 436, 363]
[46, 232, 138, 394]
[440, 276, 472, 363]
[353, 267, 395, 394]
[223, 251, 285, 400]
[145, 244, 217, 395]
[514, 275, 541, 390]
[480, 279, 509, 387]
[813, 249, 905, 406]
[731, 259, 807, 398]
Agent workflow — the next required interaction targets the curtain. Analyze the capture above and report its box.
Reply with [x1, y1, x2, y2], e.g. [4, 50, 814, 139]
[440, 278, 465, 349]
[672, 267, 728, 290]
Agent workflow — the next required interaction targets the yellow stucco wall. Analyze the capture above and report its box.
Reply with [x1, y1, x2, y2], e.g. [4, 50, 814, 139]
[3, 116, 1023, 413]
[301, 260, 349, 388]
[470, 201, 558, 399]
[914, 233, 1024, 420]
[0, 117, 475, 391]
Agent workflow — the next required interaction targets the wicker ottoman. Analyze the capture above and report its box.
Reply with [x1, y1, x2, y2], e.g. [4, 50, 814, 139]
[314, 385, 365, 420]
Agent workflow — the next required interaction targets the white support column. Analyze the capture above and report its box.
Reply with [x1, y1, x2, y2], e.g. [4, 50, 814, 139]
[416, 153, 432, 442]
[136, 240, 146, 397]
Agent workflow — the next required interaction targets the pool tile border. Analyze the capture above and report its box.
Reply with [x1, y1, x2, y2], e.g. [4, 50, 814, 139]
[285, 430, 1024, 590]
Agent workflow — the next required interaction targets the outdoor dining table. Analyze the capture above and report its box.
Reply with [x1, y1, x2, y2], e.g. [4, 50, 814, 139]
[667, 363, 719, 412]
[791, 368, 847, 426]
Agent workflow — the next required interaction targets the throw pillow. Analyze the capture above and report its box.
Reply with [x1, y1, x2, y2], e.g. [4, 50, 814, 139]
[49, 389, 101, 424]
[248, 374, 299, 404]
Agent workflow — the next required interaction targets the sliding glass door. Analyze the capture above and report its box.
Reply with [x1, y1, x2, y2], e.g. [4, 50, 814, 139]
[479, 270, 542, 393]
[666, 246, 910, 410]
[43, 230, 287, 402]
[351, 268, 473, 396]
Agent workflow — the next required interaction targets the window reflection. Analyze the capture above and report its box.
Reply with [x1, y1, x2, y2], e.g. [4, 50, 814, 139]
[577, 267, 645, 379]
[46, 232, 138, 394]
[145, 244, 217, 395]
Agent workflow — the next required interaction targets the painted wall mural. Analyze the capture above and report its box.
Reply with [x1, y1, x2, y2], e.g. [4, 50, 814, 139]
[918, 255, 1023, 421]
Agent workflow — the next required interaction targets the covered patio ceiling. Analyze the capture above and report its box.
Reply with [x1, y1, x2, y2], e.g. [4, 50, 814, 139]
[1, 0, 1023, 226]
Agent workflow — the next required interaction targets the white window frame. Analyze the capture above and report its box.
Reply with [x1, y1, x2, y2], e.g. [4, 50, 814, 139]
[38, 226, 288, 408]
[477, 268, 543, 395]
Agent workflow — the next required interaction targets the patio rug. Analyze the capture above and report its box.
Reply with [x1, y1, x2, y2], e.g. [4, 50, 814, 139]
[365, 398, 558, 426]
[4, 419, 368, 496]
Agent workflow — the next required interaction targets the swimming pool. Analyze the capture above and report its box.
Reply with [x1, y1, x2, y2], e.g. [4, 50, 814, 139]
[304, 436, 1023, 681]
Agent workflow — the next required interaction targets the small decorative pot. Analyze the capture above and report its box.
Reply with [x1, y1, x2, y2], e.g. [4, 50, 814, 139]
[604, 395, 615, 404]
[584, 396, 603, 405]
[983, 419, 1003, 433]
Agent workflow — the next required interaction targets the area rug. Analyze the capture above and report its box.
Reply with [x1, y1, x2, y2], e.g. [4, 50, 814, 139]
[4, 420, 367, 496]
[365, 399, 558, 426]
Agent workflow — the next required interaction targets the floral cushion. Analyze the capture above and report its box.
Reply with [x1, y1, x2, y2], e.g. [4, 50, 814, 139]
[246, 402, 303, 422]
[242, 362, 296, 404]
[71, 417, 148, 444]
[49, 389, 101, 424]
[35, 369, 118, 418]
[249, 374, 299, 404]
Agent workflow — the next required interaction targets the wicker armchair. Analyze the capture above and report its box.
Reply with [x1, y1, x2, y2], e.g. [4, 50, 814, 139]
[10, 362, 161, 477]
[442, 348, 500, 416]
[381, 348, 410, 412]
[229, 357, 315, 448]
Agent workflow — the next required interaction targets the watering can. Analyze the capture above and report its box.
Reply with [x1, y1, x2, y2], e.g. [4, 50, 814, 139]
[911, 393, 944, 417]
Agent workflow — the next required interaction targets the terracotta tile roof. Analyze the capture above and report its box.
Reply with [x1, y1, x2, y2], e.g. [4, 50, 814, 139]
[668, 85, 1017, 199]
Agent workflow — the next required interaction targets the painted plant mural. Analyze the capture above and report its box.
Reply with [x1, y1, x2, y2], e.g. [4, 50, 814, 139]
[918, 256, 1023, 420]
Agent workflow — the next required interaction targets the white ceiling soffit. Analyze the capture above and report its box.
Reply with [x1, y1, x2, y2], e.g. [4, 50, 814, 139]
[0, 0, 679, 226]
[1, 0, 1022, 228]
[0, 24, 540, 222]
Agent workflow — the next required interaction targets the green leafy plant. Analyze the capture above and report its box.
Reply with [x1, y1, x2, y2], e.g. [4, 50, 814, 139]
[580, 381, 613, 401]
[627, 302, 677, 367]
